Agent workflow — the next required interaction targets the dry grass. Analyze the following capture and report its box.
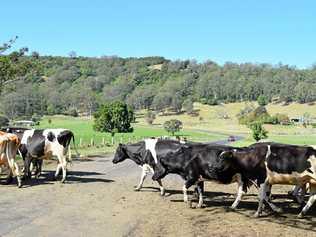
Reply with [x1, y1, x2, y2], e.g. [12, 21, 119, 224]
[138, 102, 316, 143]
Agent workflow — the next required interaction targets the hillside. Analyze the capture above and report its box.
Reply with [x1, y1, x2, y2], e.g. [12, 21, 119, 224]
[1, 53, 316, 120]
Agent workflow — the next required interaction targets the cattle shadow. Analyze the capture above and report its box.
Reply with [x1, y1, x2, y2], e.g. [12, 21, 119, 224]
[134, 186, 161, 193]
[202, 194, 316, 232]
[165, 189, 316, 232]
[20, 170, 114, 187]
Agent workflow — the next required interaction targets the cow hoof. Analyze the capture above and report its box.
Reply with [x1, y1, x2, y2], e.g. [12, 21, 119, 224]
[274, 207, 283, 214]
[134, 187, 141, 192]
[17, 178, 22, 188]
[297, 213, 304, 219]
[195, 203, 205, 209]
[254, 212, 261, 218]
[187, 200, 193, 208]
[160, 189, 166, 196]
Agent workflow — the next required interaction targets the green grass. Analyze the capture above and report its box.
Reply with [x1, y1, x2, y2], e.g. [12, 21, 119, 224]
[233, 134, 316, 147]
[36, 115, 226, 149]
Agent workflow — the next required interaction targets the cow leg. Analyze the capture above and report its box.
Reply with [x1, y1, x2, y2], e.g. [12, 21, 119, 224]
[255, 182, 281, 217]
[34, 159, 43, 178]
[298, 184, 316, 218]
[183, 179, 195, 205]
[60, 157, 68, 183]
[54, 163, 62, 180]
[231, 174, 244, 209]
[13, 162, 22, 188]
[254, 180, 270, 217]
[135, 165, 148, 191]
[156, 179, 165, 196]
[196, 182, 204, 208]
[23, 155, 32, 180]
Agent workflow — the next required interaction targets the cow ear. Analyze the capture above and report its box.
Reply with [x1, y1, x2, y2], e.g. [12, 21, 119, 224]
[219, 151, 233, 160]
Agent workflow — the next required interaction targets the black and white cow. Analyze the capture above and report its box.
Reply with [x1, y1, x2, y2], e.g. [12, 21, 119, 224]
[220, 142, 316, 217]
[152, 143, 249, 208]
[112, 138, 188, 195]
[4, 128, 76, 184]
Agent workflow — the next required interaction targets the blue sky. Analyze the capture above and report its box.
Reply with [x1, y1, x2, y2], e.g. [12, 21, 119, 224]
[2, 0, 316, 68]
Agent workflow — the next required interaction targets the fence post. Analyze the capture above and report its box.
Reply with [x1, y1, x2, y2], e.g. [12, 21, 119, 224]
[90, 138, 94, 147]
[79, 138, 82, 148]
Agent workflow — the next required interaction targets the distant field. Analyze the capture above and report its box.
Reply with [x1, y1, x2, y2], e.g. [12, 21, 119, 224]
[137, 102, 316, 135]
[233, 134, 316, 147]
[36, 115, 226, 155]
[34, 101, 316, 155]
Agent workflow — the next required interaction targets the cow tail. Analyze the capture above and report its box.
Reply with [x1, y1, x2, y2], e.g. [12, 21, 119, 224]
[71, 133, 80, 158]
[67, 145, 72, 163]
[5, 141, 14, 172]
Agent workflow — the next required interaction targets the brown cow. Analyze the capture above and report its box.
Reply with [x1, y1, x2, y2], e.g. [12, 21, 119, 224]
[0, 131, 22, 187]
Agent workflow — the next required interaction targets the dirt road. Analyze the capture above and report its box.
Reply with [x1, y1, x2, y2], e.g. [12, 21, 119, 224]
[1, 156, 316, 237]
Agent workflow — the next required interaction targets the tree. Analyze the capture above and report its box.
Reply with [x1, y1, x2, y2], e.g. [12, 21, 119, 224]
[163, 119, 183, 136]
[93, 101, 134, 144]
[145, 110, 156, 125]
[182, 98, 194, 114]
[257, 95, 268, 106]
[249, 122, 268, 142]
[0, 37, 42, 94]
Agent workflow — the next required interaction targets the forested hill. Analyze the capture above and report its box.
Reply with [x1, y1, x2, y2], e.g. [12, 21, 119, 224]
[2, 54, 316, 119]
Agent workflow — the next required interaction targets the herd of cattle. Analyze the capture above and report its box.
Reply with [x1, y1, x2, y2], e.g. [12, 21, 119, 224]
[1, 127, 316, 218]
[112, 138, 316, 218]
[0, 127, 75, 187]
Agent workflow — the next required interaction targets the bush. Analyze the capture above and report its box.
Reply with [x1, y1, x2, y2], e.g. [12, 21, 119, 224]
[94, 101, 134, 137]
[31, 114, 42, 124]
[238, 106, 271, 125]
[182, 98, 194, 114]
[249, 122, 268, 141]
[257, 95, 268, 106]
[145, 110, 156, 125]
[65, 107, 78, 117]
[0, 115, 9, 127]
[274, 113, 291, 125]
[163, 119, 183, 136]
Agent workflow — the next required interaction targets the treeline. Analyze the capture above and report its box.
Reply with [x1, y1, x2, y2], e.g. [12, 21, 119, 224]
[1, 53, 316, 119]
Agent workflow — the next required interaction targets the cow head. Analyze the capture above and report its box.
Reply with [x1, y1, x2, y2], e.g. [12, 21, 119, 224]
[112, 144, 128, 164]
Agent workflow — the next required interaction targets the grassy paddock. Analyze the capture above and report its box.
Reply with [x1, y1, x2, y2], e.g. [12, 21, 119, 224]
[36, 115, 226, 154]
[233, 134, 316, 147]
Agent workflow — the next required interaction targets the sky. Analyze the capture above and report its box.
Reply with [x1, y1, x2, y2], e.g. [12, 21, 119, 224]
[2, 0, 316, 68]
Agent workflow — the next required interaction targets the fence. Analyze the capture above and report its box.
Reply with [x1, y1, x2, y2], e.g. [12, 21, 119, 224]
[71, 134, 213, 149]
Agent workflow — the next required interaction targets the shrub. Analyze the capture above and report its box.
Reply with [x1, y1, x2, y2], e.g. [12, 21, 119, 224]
[249, 122, 268, 141]
[145, 110, 156, 125]
[163, 119, 183, 136]
[94, 101, 134, 138]
[182, 98, 194, 114]
[0, 115, 9, 127]
[257, 95, 268, 106]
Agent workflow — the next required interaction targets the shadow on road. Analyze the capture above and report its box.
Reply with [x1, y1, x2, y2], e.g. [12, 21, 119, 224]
[15, 170, 115, 188]
[166, 188, 316, 233]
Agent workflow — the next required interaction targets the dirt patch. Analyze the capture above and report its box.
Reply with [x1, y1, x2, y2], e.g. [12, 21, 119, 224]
[1, 156, 316, 237]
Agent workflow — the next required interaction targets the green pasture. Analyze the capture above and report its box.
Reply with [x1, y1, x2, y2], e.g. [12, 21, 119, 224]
[36, 115, 226, 155]
[34, 114, 315, 155]
[233, 134, 316, 147]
